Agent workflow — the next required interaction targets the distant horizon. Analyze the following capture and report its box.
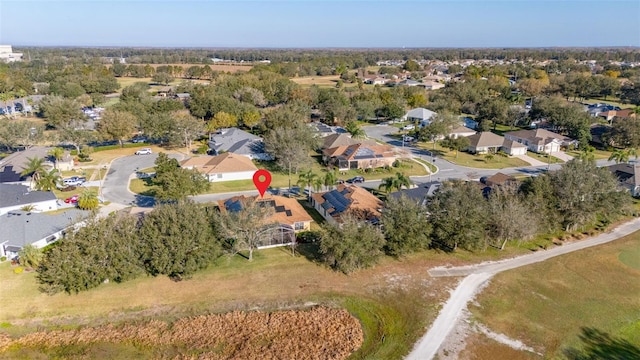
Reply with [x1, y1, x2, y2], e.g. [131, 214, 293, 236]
[1, 1, 639, 48]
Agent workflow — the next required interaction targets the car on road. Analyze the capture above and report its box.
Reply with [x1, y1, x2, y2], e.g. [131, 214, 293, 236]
[135, 148, 153, 155]
[346, 176, 365, 184]
[64, 194, 79, 204]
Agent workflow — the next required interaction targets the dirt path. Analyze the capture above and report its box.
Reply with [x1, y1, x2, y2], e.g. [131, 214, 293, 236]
[405, 217, 640, 360]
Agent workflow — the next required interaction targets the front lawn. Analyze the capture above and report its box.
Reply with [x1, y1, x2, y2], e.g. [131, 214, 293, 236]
[415, 142, 530, 169]
[566, 149, 612, 160]
[526, 152, 564, 164]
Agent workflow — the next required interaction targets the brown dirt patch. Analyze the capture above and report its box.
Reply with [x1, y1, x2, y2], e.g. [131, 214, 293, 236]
[0, 307, 362, 360]
[458, 332, 541, 360]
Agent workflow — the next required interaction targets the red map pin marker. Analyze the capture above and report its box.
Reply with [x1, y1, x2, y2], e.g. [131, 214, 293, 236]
[253, 169, 272, 198]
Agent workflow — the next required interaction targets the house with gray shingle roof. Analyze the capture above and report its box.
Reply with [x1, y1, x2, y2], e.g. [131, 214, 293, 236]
[0, 209, 88, 259]
[208, 128, 273, 161]
[607, 163, 640, 197]
[0, 184, 58, 216]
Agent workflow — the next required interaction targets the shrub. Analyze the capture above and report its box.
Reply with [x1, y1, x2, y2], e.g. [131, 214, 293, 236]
[13, 267, 23, 274]
[297, 231, 322, 243]
[60, 185, 77, 192]
[0, 256, 6, 262]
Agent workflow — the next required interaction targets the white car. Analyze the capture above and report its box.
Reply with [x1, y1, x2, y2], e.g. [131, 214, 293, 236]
[135, 148, 152, 155]
[402, 124, 415, 131]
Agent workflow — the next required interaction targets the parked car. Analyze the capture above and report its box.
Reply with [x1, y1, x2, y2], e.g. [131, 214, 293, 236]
[62, 176, 86, 187]
[346, 176, 365, 184]
[132, 136, 148, 143]
[336, 179, 345, 184]
[135, 148, 152, 155]
[402, 124, 415, 131]
[64, 194, 79, 204]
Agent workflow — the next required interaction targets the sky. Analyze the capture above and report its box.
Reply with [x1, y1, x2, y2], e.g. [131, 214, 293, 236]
[0, 0, 639, 48]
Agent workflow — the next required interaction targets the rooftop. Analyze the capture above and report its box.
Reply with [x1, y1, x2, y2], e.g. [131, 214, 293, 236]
[0, 184, 57, 209]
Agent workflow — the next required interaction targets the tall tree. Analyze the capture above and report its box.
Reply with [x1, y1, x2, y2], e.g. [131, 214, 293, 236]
[153, 153, 210, 201]
[21, 157, 46, 189]
[297, 169, 320, 201]
[382, 195, 431, 256]
[264, 126, 319, 173]
[319, 215, 386, 273]
[97, 110, 137, 147]
[35, 169, 61, 191]
[48, 147, 65, 169]
[173, 112, 203, 151]
[219, 197, 275, 261]
[485, 186, 537, 249]
[344, 120, 366, 139]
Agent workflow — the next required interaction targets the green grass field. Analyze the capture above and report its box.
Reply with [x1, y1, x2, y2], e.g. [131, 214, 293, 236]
[415, 142, 530, 169]
[470, 233, 640, 357]
[566, 149, 613, 160]
[525, 152, 564, 165]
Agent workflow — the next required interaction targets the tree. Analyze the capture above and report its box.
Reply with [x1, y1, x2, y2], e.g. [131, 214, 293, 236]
[206, 111, 237, 135]
[378, 172, 412, 193]
[440, 136, 470, 158]
[608, 148, 637, 164]
[97, 110, 137, 147]
[344, 120, 366, 139]
[382, 195, 431, 256]
[77, 188, 99, 210]
[319, 215, 386, 273]
[173, 112, 203, 151]
[21, 157, 46, 189]
[241, 110, 261, 130]
[427, 180, 488, 251]
[48, 147, 65, 169]
[19, 244, 43, 269]
[36, 169, 62, 191]
[153, 153, 210, 201]
[323, 170, 338, 190]
[264, 126, 319, 173]
[404, 60, 421, 72]
[220, 197, 275, 261]
[151, 72, 174, 86]
[140, 201, 222, 280]
[417, 112, 458, 146]
[37, 214, 144, 294]
[297, 169, 320, 201]
[485, 186, 537, 249]
[37, 96, 85, 129]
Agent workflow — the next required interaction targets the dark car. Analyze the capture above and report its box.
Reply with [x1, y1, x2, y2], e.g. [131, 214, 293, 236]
[346, 176, 365, 184]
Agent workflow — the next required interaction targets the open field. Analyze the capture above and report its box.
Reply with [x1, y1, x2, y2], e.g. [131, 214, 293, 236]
[291, 75, 362, 89]
[469, 232, 640, 358]
[415, 142, 530, 169]
[129, 156, 428, 195]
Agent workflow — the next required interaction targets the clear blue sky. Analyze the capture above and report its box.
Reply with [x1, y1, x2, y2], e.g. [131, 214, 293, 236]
[1, 0, 638, 48]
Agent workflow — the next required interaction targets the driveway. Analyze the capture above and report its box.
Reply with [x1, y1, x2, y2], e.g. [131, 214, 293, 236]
[553, 150, 574, 162]
[405, 216, 640, 360]
[516, 154, 546, 166]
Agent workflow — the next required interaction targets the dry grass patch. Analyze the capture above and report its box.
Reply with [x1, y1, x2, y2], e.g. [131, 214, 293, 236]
[458, 332, 541, 360]
[0, 307, 362, 360]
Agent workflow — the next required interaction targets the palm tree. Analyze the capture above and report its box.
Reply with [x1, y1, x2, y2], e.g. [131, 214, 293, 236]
[323, 170, 338, 190]
[20, 204, 36, 212]
[48, 147, 65, 169]
[21, 157, 46, 189]
[18, 245, 43, 269]
[297, 169, 319, 201]
[77, 188, 99, 210]
[36, 169, 62, 191]
[608, 148, 636, 164]
[379, 173, 413, 193]
[577, 145, 596, 162]
[345, 121, 366, 139]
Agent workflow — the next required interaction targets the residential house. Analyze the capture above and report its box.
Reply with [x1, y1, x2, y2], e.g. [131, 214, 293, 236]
[467, 132, 507, 154]
[501, 139, 528, 156]
[607, 163, 640, 197]
[155, 86, 174, 97]
[208, 127, 273, 161]
[600, 108, 637, 122]
[389, 181, 441, 206]
[321, 133, 359, 150]
[504, 128, 573, 154]
[0, 146, 56, 183]
[311, 184, 383, 224]
[179, 152, 258, 182]
[323, 143, 396, 171]
[364, 77, 387, 85]
[0, 184, 58, 216]
[309, 121, 338, 137]
[448, 125, 476, 139]
[174, 93, 190, 102]
[0, 209, 87, 259]
[397, 79, 420, 87]
[402, 108, 438, 126]
[484, 172, 517, 187]
[586, 103, 620, 118]
[590, 124, 610, 147]
[217, 194, 314, 247]
[421, 80, 445, 90]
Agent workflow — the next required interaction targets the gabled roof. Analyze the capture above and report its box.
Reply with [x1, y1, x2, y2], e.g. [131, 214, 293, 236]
[501, 139, 527, 149]
[390, 182, 441, 205]
[505, 128, 571, 143]
[209, 128, 267, 157]
[485, 172, 516, 187]
[325, 143, 395, 161]
[449, 125, 476, 135]
[180, 152, 258, 174]
[607, 163, 640, 188]
[405, 108, 437, 121]
[0, 184, 57, 208]
[0, 209, 88, 251]
[467, 132, 505, 148]
[311, 184, 383, 221]
[217, 194, 313, 225]
[0, 146, 52, 183]
[322, 133, 356, 150]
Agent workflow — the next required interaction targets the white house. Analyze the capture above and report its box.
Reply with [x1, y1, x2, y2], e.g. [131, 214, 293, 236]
[0, 184, 58, 216]
[504, 128, 571, 154]
[0, 209, 87, 259]
[179, 152, 258, 182]
[402, 108, 438, 127]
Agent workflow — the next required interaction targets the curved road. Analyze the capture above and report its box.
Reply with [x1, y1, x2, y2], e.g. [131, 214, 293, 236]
[405, 216, 640, 360]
